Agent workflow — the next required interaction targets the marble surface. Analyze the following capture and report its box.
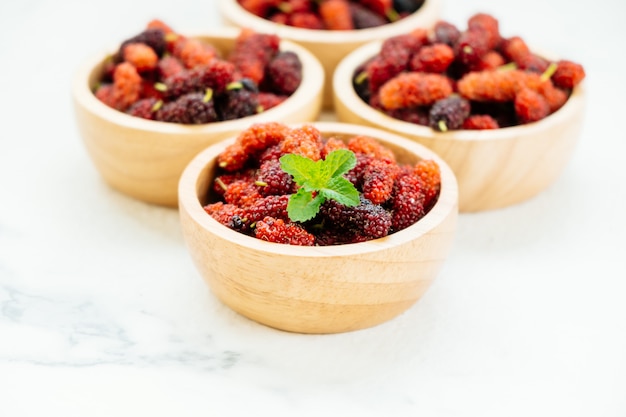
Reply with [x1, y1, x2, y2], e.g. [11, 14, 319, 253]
[1, 0, 625, 415]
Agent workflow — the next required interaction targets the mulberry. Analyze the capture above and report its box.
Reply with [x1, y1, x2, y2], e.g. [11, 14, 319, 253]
[217, 79, 260, 121]
[413, 159, 441, 209]
[319, 0, 354, 30]
[428, 95, 471, 131]
[349, 3, 387, 29]
[173, 37, 218, 69]
[362, 158, 398, 204]
[457, 69, 543, 102]
[390, 173, 426, 232]
[265, 51, 302, 95]
[122, 43, 158, 72]
[256, 159, 296, 196]
[462, 114, 499, 130]
[242, 195, 290, 223]
[378, 72, 453, 109]
[430, 20, 461, 47]
[239, 121, 291, 154]
[98, 62, 142, 111]
[347, 135, 395, 162]
[552, 60, 585, 89]
[280, 125, 323, 161]
[229, 29, 280, 85]
[126, 97, 161, 120]
[409, 43, 455, 73]
[319, 196, 392, 239]
[257, 92, 288, 111]
[289, 12, 325, 29]
[117, 28, 167, 59]
[223, 179, 263, 207]
[255, 217, 315, 246]
[514, 88, 550, 124]
[155, 90, 218, 124]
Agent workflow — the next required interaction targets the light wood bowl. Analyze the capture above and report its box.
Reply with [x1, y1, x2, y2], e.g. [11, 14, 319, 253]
[178, 121, 458, 334]
[72, 27, 324, 207]
[218, 0, 441, 108]
[333, 41, 587, 212]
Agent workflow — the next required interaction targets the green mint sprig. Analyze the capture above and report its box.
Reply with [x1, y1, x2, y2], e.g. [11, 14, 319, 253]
[279, 149, 360, 222]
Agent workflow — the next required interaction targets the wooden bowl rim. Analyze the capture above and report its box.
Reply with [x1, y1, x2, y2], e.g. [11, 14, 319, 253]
[178, 121, 458, 258]
[218, 0, 442, 44]
[333, 40, 587, 142]
[71, 27, 325, 135]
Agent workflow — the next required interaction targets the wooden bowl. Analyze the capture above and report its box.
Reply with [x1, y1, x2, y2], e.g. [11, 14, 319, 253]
[333, 41, 587, 212]
[72, 27, 324, 207]
[178, 121, 458, 334]
[218, 0, 441, 108]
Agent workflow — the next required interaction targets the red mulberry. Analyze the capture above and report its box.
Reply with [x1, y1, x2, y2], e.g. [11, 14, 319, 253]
[514, 88, 550, 124]
[457, 69, 543, 102]
[413, 159, 441, 209]
[122, 43, 158, 72]
[229, 29, 280, 85]
[256, 159, 296, 196]
[552, 60, 585, 89]
[409, 43, 455, 73]
[255, 217, 315, 246]
[378, 72, 453, 109]
[319, 0, 354, 30]
[462, 114, 499, 130]
[362, 159, 398, 204]
[390, 173, 426, 232]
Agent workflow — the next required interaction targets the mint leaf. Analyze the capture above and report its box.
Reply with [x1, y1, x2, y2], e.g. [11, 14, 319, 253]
[280, 149, 360, 222]
[322, 149, 357, 179]
[320, 176, 360, 207]
[280, 153, 318, 186]
[287, 188, 325, 222]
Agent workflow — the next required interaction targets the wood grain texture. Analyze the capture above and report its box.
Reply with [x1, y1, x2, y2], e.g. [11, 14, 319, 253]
[178, 122, 458, 334]
[72, 28, 324, 207]
[333, 41, 587, 212]
[218, 0, 442, 109]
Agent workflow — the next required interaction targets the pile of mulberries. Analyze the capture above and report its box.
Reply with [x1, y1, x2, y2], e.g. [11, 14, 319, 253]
[205, 122, 441, 246]
[94, 20, 303, 124]
[237, 0, 426, 30]
[353, 13, 586, 130]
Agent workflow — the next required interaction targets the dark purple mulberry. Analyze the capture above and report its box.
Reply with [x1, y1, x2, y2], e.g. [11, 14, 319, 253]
[160, 60, 236, 100]
[217, 79, 260, 121]
[430, 20, 461, 47]
[265, 51, 302, 95]
[319, 196, 392, 239]
[155, 90, 218, 124]
[428, 95, 471, 131]
[349, 3, 387, 29]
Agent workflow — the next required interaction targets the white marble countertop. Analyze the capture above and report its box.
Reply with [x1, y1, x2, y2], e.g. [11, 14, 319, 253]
[1, 0, 625, 415]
